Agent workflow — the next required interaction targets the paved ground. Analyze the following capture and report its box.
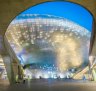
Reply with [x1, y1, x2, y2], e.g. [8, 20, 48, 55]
[0, 79, 96, 91]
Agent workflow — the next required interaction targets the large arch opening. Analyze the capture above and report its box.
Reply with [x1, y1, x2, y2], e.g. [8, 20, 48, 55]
[5, 1, 94, 80]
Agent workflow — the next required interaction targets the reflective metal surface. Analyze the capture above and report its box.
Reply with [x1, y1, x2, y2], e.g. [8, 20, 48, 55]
[6, 14, 90, 73]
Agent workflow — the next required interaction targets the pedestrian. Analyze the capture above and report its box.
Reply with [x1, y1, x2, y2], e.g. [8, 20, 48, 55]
[23, 75, 25, 84]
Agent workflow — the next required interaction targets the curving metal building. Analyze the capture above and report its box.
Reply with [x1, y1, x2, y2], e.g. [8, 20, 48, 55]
[6, 14, 91, 75]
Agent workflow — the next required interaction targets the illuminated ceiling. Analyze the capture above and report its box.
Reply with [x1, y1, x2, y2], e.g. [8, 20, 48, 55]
[0, 55, 6, 75]
[6, 14, 91, 72]
[4, 1, 94, 73]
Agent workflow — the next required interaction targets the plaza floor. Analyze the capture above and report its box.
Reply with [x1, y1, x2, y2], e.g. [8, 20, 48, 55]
[0, 79, 96, 91]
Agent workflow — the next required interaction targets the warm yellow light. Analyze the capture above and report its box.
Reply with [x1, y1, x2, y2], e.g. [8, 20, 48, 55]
[51, 32, 83, 72]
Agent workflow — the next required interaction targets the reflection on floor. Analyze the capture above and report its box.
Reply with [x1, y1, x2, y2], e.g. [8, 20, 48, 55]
[0, 79, 96, 91]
